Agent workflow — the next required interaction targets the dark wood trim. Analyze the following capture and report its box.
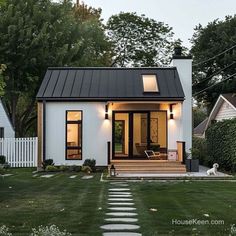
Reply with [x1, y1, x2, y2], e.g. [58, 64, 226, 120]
[65, 110, 83, 160]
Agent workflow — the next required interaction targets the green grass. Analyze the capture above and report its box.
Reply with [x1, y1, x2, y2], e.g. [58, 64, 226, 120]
[0, 169, 236, 235]
[130, 181, 236, 236]
[0, 168, 108, 236]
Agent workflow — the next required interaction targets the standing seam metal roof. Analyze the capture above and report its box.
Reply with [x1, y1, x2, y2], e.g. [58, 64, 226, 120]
[36, 67, 185, 101]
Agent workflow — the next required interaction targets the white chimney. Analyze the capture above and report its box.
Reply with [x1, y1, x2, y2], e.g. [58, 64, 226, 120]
[170, 47, 192, 153]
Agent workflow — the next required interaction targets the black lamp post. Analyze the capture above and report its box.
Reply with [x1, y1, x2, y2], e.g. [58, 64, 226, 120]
[110, 164, 116, 177]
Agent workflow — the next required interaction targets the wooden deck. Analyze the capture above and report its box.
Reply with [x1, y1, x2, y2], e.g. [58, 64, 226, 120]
[109, 160, 186, 174]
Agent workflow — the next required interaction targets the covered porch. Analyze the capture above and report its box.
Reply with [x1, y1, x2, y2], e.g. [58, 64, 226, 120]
[107, 101, 187, 174]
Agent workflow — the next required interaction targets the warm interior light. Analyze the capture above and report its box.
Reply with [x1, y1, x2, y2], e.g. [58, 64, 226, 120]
[142, 75, 159, 92]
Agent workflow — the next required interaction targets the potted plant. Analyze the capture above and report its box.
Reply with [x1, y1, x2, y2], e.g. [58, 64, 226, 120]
[185, 150, 199, 172]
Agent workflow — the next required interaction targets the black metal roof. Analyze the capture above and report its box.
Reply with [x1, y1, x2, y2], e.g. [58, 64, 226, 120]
[36, 67, 185, 101]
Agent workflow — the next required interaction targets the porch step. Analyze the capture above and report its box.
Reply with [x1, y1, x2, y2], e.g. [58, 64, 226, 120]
[110, 161, 186, 174]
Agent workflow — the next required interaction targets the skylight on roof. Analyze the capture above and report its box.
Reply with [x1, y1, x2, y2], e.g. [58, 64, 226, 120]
[142, 75, 159, 92]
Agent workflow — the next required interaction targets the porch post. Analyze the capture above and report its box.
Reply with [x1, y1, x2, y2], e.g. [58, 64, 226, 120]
[177, 141, 185, 164]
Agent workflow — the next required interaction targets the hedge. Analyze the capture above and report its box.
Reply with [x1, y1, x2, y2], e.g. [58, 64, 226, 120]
[192, 137, 207, 165]
[206, 118, 236, 172]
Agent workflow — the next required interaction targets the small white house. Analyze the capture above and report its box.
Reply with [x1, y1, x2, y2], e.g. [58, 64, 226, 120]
[194, 94, 236, 138]
[36, 48, 192, 173]
[0, 98, 15, 138]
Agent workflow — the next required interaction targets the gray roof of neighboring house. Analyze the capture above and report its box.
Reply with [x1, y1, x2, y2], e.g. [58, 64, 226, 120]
[36, 67, 185, 101]
[193, 118, 208, 136]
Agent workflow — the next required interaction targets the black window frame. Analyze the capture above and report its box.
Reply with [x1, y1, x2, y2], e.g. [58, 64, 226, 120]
[0, 127, 4, 138]
[65, 110, 83, 160]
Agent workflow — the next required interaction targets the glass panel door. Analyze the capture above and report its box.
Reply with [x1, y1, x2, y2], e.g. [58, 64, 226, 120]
[133, 113, 148, 158]
[150, 111, 167, 155]
[114, 113, 129, 158]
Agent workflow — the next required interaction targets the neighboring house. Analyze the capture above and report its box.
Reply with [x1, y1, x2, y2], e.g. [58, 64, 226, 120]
[36, 48, 192, 173]
[0, 98, 15, 138]
[194, 94, 236, 138]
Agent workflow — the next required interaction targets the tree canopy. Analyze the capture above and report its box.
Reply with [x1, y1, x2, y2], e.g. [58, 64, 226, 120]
[0, 64, 6, 96]
[107, 12, 182, 67]
[0, 0, 112, 136]
[191, 15, 236, 112]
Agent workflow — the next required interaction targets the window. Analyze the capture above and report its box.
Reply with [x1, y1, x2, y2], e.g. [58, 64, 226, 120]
[66, 111, 82, 160]
[142, 75, 159, 92]
[0, 127, 4, 138]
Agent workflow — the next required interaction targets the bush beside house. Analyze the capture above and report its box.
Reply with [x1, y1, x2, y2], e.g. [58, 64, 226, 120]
[206, 118, 236, 172]
[192, 137, 207, 165]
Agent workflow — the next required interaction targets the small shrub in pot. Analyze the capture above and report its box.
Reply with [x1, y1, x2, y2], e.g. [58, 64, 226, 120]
[83, 159, 96, 172]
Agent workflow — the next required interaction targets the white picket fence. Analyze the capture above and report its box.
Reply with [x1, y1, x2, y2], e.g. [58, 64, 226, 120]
[0, 137, 38, 167]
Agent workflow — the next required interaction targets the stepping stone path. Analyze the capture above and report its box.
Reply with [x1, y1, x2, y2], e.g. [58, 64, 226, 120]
[101, 181, 142, 236]
[81, 175, 94, 179]
[69, 175, 77, 179]
[40, 174, 54, 178]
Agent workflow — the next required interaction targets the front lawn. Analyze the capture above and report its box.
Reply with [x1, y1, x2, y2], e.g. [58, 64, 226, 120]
[131, 180, 236, 236]
[0, 169, 236, 235]
[0, 169, 108, 236]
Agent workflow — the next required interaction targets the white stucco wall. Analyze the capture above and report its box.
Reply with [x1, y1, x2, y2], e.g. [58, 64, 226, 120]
[0, 100, 15, 138]
[44, 101, 185, 166]
[171, 58, 192, 152]
[45, 102, 111, 166]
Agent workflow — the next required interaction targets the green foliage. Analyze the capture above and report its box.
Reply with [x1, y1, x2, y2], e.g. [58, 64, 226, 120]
[193, 106, 207, 127]
[42, 159, 54, 170]
[206, 118, 236, 172]
[81, 165, 92, 174]
[0, 64, 6, 96]
[0, 168, 6, 175]
[45, 165, 58, 172]
[114, 122, 122, 143]
[59, 165, 69, 172]
[0, 155, 6, 164]
[107, 12, 183, 67]
[83, 159, 96, 172]
[191, 15, 236, 110]
[192, 137, 207, 163]
[0, 0, 112, 136]
[68, 165, 81, 172]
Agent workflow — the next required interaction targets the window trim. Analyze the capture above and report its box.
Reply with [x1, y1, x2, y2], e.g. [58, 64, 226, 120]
[142, 74, 159, 93]
[65, 110, 83, 160]
[0, 127, 4, 138]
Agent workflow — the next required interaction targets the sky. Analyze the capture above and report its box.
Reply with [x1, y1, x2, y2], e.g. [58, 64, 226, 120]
[76, 0, 236, 49]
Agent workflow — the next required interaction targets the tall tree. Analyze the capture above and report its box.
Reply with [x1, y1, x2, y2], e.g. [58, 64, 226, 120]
[106, 12, 182, 67]
[191, 15, 236, 112]
[0, 64, 6, 96]
[0, 0, 111, 136]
